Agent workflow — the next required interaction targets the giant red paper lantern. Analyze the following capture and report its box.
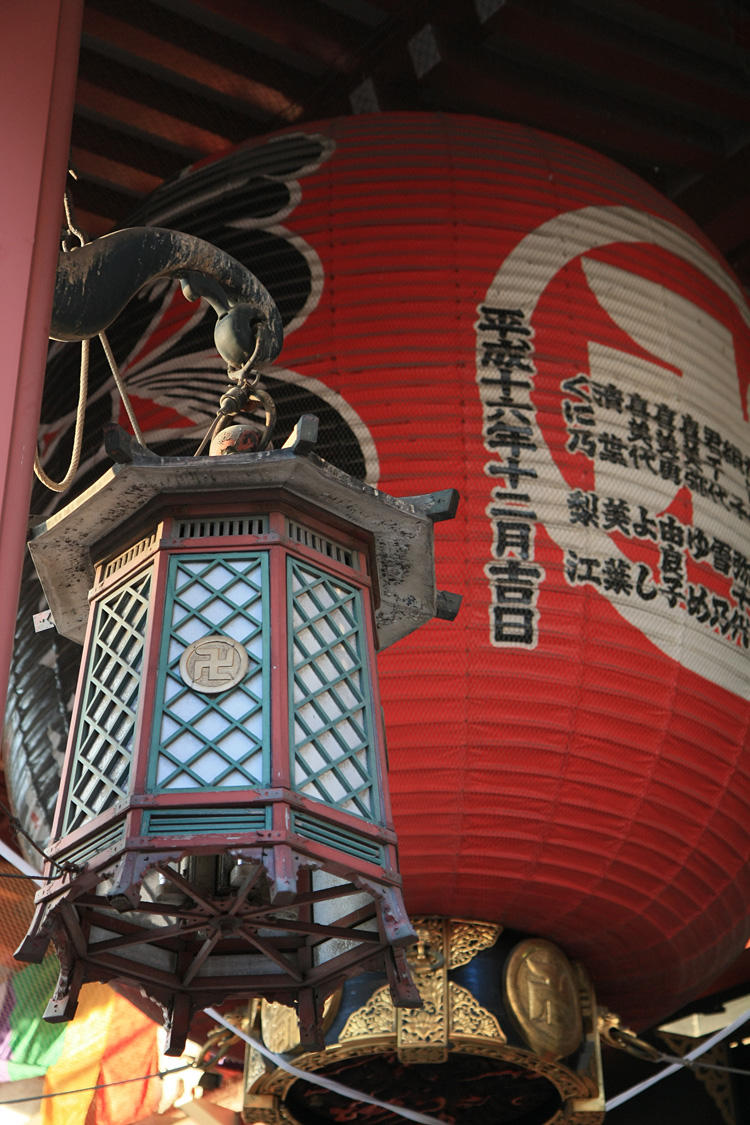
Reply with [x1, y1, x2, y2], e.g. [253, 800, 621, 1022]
[11, 113, 750, 1029]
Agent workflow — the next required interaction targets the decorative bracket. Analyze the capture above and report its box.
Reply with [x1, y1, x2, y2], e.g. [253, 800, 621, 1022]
[50, 226, 283, 367]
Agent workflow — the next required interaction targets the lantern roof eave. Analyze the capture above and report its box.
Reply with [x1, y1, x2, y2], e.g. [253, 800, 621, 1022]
[28, 449, 450, 649]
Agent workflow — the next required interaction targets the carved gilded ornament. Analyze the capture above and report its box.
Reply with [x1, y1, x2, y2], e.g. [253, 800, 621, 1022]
[448, 920, 502, 968]
[449, 982, 504, 1039]
[261, 1001, 308, 1055]
[247, 1038, 602, 1124]
[245, 920, 604, 1124]
[397, 966, 449, 1064]
[339, 986, 394, 1040]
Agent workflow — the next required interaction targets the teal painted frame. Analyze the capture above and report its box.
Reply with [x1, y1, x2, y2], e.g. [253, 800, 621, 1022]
[146, 550, 271, 793]
[62, 569, 152, 833]
[286, 555, 380, 822]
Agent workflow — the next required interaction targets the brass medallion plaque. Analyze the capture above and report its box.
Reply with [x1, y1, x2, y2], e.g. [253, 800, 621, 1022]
[505, 938, 583, 1060]
[179, 634, 249, 693]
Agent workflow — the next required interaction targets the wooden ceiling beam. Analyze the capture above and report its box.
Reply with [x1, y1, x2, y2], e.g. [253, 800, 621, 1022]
[77, 48, 262, 147]
[64, 172, 142, 228]
[309, 0, 434, 117]
[566, 0, 750, 85]
[673, 141, 750, 225]
[83, 3, 304, 123]
[71, 108, 196, 179]
[151, 0, 373, 75]
[70, 146, 163, 198]
[414, 40, 718, 173]
[89, 0, 331, 112]
[478, 1, 750, 137]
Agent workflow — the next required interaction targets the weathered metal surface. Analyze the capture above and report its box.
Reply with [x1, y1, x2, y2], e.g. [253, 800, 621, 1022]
[28, 451, 448, 649]
[50, 226, 283, 364]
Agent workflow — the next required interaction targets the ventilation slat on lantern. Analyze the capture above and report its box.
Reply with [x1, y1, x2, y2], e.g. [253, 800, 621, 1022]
[58, 823, 126, 869]
[102, 532, 158, 580]
[143, 808, 271, 835]
[292, 812, 384, 865]
[286, 519, 354, 568]
[176, 516, 268, 540]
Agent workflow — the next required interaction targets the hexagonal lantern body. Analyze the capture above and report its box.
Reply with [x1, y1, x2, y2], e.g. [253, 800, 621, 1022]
[17, 450, 455, 1053]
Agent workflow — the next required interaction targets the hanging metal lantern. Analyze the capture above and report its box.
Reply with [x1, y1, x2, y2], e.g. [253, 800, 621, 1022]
[14, 225, 459, 1054]
[16, 432, 458, 1053]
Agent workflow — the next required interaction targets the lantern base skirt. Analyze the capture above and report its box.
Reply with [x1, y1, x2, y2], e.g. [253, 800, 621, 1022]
[16, 839, 420, 1055]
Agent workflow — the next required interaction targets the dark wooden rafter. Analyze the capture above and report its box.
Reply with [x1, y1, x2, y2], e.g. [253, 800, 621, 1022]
[65, 0, 750, 283]
[150, 0, 367, 75]
[83, 0, 310, 116]
[479, 7, 746, 138]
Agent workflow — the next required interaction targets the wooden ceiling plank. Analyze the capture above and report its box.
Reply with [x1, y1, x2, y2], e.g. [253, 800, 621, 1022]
[71, 106, 198, 177]
[77, 46, 259, 145]
[82, 5, 304, 122]
[151, 0, 371, 75]
[86, 0, 317, 110]
[70, 145, 163, 196]
[75, 75, 236, 158]
[66, 174, 143, 225]
[316, 0, 387, 28]
[618, 0, 750, 50]
[480, 1, 750, 135]
[566, 0, 750, 85]
[479, 40, 726, 157]
[421, 48, 716, 172]
[359, 4, 724, 161]
[312, 0, 435, 116]
[80, 32, 275, 128]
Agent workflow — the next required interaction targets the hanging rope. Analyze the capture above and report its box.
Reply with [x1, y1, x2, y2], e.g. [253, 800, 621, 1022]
[33, 338, 90, 493]
[98, 329, 146, 446]
[0, 1062, 197, 1106]
[193, 334, 263, 457]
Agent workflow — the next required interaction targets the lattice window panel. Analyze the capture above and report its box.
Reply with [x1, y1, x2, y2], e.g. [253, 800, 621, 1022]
[63, 570, 152, 833]
[149, 553, 269, 791]
[288, 559, 377, 821]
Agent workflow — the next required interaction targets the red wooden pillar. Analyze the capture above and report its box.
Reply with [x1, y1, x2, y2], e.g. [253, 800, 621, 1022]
[0, 0, 83, 716]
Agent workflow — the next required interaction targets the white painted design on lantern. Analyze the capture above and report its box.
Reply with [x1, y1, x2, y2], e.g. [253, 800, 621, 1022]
[480, 205, 750, 698]
[268, 367, 380, 486]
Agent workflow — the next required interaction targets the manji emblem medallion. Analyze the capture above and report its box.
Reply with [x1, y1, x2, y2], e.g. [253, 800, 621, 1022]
[179, 635, 249, 693]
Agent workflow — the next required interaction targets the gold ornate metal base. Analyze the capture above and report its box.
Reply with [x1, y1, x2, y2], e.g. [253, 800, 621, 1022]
[243, 918, 605, 1124]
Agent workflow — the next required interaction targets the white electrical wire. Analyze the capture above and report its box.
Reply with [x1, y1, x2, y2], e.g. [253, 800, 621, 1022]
[204, 1006, 447, 1125]
[605, 1007, 750, 1111]
[0, 839, 43, 885]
